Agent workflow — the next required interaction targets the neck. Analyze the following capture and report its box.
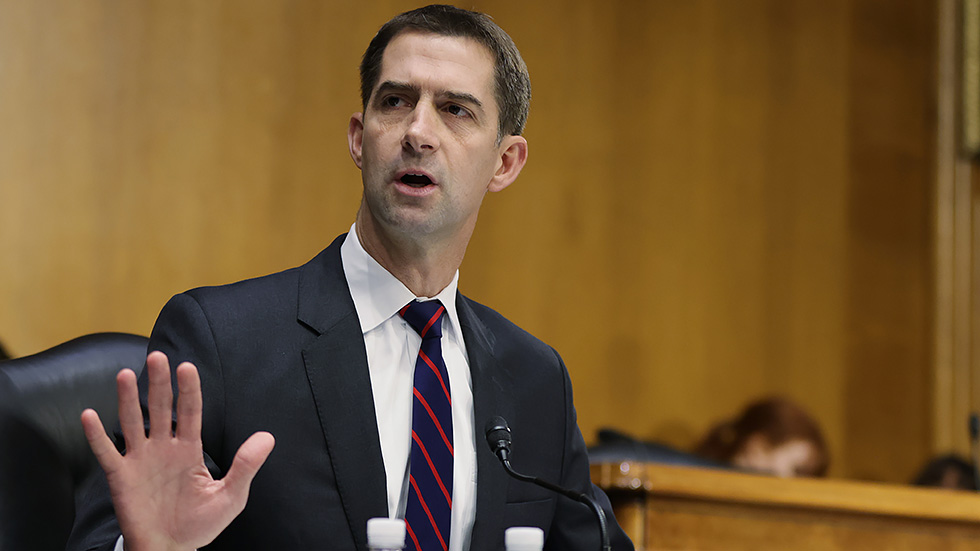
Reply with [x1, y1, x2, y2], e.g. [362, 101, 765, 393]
[354, 210, 472, 298]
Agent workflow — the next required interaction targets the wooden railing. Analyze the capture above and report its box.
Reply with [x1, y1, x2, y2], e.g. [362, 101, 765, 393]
[592, 461, 980, 550]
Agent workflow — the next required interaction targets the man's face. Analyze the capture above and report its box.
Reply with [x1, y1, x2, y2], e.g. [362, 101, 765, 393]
[348, 31, 526, 244]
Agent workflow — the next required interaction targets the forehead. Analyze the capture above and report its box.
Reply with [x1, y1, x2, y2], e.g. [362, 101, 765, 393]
[375, 31, 496, 102]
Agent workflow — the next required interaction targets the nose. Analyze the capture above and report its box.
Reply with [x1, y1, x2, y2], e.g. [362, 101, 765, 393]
[403, 102, 440, 154]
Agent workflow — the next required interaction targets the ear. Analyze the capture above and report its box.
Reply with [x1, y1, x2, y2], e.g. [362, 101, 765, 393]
[348, 112, 365, 169]
[487, 135, 528, 193]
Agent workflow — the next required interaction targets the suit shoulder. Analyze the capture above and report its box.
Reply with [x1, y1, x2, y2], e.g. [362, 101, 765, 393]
[183, 265, 302, 313]
[459, 295, 560, 362]
[176, 237, 344, 319]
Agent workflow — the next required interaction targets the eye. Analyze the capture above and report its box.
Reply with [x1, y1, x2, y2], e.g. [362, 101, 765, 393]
[381, 95, 408, 109]
[444, 104, 471, 118]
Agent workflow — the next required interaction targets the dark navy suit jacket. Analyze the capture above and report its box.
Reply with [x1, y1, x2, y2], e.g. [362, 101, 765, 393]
[68, 234, 633, 551]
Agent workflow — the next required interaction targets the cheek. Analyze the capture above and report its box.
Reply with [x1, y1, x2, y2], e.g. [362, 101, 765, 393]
[360, 135, 388, 168]
[773, 443, 815, 475]
[462, 150, 502, 184]
[363, 119, 399, 151]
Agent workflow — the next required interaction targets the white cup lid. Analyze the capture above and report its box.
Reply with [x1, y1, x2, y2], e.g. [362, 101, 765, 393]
[367, 517, 406, 548]
[505, 526, 544, 551]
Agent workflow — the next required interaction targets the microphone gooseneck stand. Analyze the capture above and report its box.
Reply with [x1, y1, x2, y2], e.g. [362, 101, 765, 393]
[485, 416, 612, 551]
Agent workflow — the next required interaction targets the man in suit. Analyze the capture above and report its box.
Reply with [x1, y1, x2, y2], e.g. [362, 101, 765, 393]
[71, 5, 633, 551]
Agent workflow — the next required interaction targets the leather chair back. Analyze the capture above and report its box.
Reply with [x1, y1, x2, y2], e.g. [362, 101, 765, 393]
[0, 332, 147, 551]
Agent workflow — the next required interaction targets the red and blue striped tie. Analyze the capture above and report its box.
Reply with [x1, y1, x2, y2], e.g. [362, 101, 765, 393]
[400, 300, 453, 551]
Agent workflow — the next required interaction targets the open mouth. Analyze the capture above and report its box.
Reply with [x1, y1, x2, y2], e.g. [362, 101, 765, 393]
[400, 173, 433, 187]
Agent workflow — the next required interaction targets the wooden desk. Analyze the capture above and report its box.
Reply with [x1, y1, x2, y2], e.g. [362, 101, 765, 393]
[591, 461, 980, 550]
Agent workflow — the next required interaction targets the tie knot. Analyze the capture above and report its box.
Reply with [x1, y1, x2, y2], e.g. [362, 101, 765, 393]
[399, 300, 445, 339]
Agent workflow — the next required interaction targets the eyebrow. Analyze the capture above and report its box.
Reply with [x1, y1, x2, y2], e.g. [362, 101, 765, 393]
[375, 80, 485, 111]
[375, 80, 419, 99]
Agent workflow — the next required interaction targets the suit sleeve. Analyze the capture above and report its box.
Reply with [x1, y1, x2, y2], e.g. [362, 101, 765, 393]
[545, 350, 635, 551]
[66, 293, 227, 551]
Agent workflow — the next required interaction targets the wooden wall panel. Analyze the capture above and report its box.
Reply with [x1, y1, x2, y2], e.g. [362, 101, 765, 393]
[843, 0, 936, 482]
[0, 0, 939, 482]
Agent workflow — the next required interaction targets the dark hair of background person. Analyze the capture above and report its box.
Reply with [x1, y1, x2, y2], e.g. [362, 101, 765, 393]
[0, 339, 10, 361]
[912, 454, 978, 490]
[358, 3, 532, 140]
[694, 396, 830, 477]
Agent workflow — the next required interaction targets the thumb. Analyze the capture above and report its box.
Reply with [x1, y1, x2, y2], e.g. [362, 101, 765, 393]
[222, 431, 275, 500]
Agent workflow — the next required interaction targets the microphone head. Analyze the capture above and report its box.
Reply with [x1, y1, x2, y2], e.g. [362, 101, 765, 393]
[485, 416, 512, 455]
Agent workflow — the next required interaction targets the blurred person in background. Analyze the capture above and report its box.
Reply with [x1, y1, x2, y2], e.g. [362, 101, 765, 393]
[911, 454, 977, 491]
[694, 396, 829, 478]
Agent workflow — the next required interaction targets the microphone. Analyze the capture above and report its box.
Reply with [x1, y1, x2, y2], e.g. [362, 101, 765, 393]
[484, 416, 611, 551]
[970, 413, 980, 491]
[486, 416, 513, 462]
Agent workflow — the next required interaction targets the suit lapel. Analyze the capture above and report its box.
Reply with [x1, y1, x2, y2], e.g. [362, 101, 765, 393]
[298, 236, 387, 551]
[457, 295, 515, 551]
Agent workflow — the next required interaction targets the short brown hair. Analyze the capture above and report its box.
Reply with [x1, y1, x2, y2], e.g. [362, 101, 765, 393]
[359, 4, 531, 140]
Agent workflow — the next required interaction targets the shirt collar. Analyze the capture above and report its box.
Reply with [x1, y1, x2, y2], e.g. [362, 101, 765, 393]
[341, 223, 462, 338]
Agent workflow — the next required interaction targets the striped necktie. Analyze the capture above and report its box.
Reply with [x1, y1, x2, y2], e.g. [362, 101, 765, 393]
[400, 299, 453, 551]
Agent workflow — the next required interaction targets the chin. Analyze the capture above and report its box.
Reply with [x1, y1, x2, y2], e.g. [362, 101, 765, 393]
[380, 216, 441, 239]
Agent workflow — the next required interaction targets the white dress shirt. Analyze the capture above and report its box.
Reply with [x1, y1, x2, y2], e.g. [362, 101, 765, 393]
[341, 224, 477, 551]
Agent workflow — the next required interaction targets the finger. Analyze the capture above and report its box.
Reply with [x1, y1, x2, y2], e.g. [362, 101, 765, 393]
[174, 362, 202, 441]
[116, 368, 146, 451]
[81, 408, 122, 473]
[146, 351, 175, 439]
[221, 432, 275, 505]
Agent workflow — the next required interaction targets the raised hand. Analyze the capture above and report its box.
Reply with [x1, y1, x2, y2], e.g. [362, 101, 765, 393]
[81, 351, 275, 551]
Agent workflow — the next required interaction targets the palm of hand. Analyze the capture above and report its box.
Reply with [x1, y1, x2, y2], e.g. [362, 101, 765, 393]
[81, 352, 275, 551]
